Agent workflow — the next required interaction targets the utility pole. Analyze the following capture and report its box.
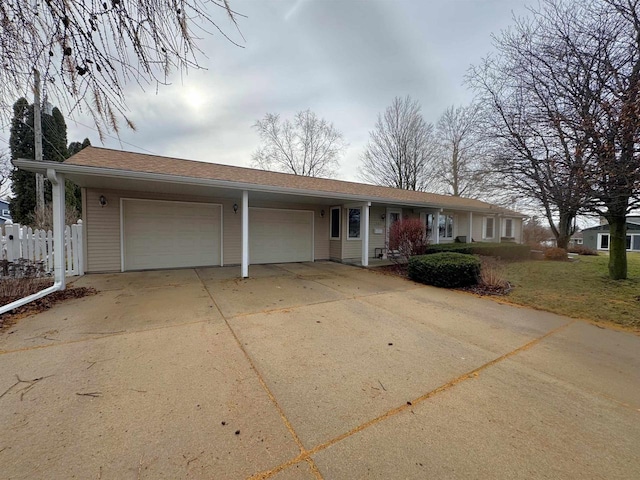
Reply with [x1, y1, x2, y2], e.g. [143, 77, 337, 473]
[33, 69, 45, 219]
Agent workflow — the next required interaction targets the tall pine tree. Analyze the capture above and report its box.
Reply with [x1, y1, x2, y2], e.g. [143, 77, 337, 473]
[67, 138, 91, 211]
[9, 98, 37, 224]
[9, 98, 88, 224]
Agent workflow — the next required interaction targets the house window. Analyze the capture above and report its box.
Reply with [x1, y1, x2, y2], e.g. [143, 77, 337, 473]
[330, 207, 340, 240]
[348, 208, 361, 239]
[484, 217, 495, 239]
[1, 209, 9, 217]
[439, 214, 454, 239]
[633, 235, 640, 251]
[599, 234, 609, 250]
[504, 218, 513, 238]
[626, 235, 632, 250]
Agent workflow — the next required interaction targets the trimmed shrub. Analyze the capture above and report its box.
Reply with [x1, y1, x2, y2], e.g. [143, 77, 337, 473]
[424, 242, 530, 260]
[408, 252, 481, 288]
[544, 247, 568, 261]
[388, 218, 429, 264]
[568, 245, 598, 256]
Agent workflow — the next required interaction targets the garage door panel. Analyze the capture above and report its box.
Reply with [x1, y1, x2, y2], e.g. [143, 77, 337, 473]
[250, 209, 313, 264]
[123, 200, 221, 271]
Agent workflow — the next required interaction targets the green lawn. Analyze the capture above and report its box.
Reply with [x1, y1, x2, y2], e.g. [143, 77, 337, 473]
[504, 253, 640, 329]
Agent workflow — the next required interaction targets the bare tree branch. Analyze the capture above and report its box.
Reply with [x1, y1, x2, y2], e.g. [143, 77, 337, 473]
[433, 104, 492, 199]
[0, 150, 11, 199]
[251, 109, 347, 178]
[0, 1, 244, 139]
[360, 96, 437, 191]
[468, 0, 640, 278]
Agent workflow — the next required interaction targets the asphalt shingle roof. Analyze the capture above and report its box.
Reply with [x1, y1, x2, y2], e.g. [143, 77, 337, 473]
[65, 146, 522, 215]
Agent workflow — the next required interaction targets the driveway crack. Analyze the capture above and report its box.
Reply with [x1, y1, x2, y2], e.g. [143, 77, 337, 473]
[194, 269, 324, 480]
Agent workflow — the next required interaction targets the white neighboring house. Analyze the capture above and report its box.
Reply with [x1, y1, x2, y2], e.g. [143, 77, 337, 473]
[15, 147, 526, 278]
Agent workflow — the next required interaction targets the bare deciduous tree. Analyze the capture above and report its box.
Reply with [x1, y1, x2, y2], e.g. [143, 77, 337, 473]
[467, 2, 595, 251]
[0, 1, 244, 139]
[0, 150, 11, 199]
[252, 109, 346, 178]
[360, 96, 437, 191]
[468, 53, 589, 250]
[433, 104, 489, 198]
[470, 0, 640, 279]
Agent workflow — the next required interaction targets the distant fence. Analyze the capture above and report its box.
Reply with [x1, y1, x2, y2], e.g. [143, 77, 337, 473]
[0, 222, 84, 276]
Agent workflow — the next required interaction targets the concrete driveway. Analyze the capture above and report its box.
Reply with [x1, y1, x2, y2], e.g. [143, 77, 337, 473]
[1, 262, 639, 479]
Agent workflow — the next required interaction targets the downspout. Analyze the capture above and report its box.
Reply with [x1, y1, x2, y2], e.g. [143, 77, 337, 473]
[0, 168, 66, 315]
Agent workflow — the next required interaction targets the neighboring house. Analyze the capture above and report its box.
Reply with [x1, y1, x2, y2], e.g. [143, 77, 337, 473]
[15, 147, 525, 277]
[569, 230, 583, 247]
[0, 198, 12, 225]
[582, 218, 640, 252]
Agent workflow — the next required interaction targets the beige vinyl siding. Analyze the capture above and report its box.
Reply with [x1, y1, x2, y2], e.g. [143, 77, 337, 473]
[223, 202, 241, 264]
[329, 240, 341, 260]
[85, 189, 123, 272]
[472, 214, 484, 243]
[505, 218, 522, 243]
[85, 189, 238, 272]
[369, 207, 386, 258]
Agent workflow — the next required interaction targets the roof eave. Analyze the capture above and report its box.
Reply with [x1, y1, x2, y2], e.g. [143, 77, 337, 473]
[14, 158, 525, 216]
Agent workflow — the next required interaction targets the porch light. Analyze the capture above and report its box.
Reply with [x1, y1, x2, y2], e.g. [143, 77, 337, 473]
[381, 213, 386, 220]
[99, 195, 107, 207]
[233, 203, 238, 214]
[320, 209, 325, 218]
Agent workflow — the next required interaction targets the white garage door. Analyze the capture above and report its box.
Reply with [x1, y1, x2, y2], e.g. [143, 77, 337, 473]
[250, 208, 313, 264]
[122, 199, 222, 271]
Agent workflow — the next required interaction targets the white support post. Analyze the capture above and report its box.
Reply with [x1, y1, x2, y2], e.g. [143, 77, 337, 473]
[361, 202, 370, 267]
[241, 190, 249, 278]
[468, 212, 473, 243]
[434, 211, 441, 245]
[497, 216, 502, 243]
[50, 169, 66, 289]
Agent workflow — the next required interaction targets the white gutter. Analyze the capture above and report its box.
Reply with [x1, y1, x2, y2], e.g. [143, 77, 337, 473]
[0, 169, 66, 316]
[14, 159, 526, 217]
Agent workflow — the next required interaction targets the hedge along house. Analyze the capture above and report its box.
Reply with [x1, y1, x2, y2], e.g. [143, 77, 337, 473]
[15, 147, 525, 277]
[582, 217, 640, 252]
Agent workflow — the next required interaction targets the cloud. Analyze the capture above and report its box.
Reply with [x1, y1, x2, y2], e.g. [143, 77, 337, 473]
[10, 0, 532, 183]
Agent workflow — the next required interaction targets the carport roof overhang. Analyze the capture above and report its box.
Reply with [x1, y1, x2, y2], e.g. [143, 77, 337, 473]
[14, 158, 523, 216]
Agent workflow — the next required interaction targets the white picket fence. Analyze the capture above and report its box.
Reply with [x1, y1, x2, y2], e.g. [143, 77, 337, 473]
[0, 221, 84, 276]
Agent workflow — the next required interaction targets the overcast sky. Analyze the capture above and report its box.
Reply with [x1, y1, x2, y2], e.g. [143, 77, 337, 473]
[6, 0, 533, 183]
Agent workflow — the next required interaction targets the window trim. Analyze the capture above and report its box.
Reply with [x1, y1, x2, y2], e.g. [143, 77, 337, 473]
[503, 218, 514, 238]
[483, 216, 495, 240]
[598, 233, 609, 250]
[439, 214, 454, 239]
[598, 232, 640, 251]
[330, 206, 341, 240]
[347, 207, 362, 240]
[1, 209, 9, 217]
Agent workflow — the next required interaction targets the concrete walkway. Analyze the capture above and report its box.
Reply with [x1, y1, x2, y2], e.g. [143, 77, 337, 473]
[0, 262, 638, 479]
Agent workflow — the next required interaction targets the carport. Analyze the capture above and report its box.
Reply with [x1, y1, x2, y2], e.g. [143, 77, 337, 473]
[14, 146, 524, 281]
